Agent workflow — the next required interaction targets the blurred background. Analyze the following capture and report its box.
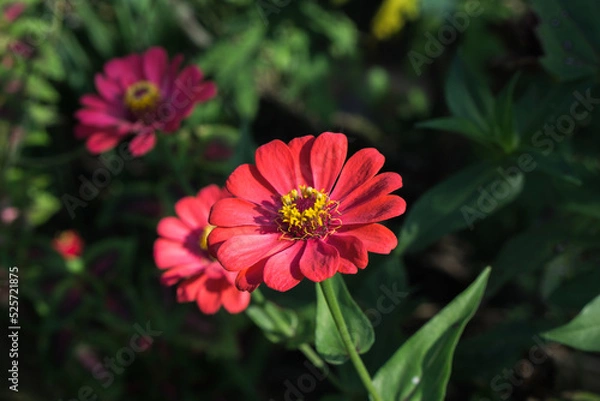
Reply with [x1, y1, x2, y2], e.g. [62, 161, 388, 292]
[1, 0, 600, 400]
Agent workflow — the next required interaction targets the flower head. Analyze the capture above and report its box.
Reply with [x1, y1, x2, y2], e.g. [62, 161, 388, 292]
[53, 230, 84, 260]
[208, 132, 406, 292]
[3, 2, 26, 22]
[154, 185, 251, 314]
[75, 47, 217, 157]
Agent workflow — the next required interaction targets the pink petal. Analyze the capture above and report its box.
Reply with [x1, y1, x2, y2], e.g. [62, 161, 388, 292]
[175, 196, 207, 229]
[221, 285, 251, 313]
[143, 47, 168, 86]
[326, 234, 368, 269]
[235, 261, 266, 292]
[86, 132, 120, 154]
[255, 139, 297, 195]
[129, 131, 156, 156]
[162, 54, 184, 95]
[95, 74, 122, 102]
[217, 234, 293, 272]
[209, 198, 277, 228]
[74, 125, 96, 139]
[76, 109, 123, 128]
[310, 132, 347, 193]
[299, 240, 339, 282]
[196, 276, 226, 314]
[157, 216, 190, 241]
[339, 172, 403, 212]
[104, 56, 141, 88]
[176, 275, 204, 303]
[154, 238, 200, 269]
[288, 135, 315, 187]
[161, 262, 205, 286]
[80, 95, 109, 110]
[330, 148, 385, 201]
[337, 223, 398, 254]
[226, 164, 279, 208]
[263, 242, 305, 292]
[341, 195, 406, 225]
[208, 226, 271, 259]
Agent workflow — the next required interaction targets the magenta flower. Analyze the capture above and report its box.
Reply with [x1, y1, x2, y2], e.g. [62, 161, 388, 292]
[75, 47, 217, 156]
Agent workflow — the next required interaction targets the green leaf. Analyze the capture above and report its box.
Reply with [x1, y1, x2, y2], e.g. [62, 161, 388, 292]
[543, 295, 600, 352]
[315, 275, 374, 364]
[74, 1, 116, 58]
[398, 161, 524, 254]
[372, 267, 491, 401]
[492, 73, 521, 151]
[531, 0, 600, 81]
[417, 117, 489, 146]
[246, 301, 298, 344]
[445, 55, 494, 133]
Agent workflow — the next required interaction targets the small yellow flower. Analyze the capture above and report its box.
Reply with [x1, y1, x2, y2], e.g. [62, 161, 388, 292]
[372, 0, 420, 40]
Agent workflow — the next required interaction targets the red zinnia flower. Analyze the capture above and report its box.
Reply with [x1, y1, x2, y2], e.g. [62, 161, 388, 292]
[52, 230, 84, 260]
[154, 185, 251, 314]
[75, 47, 217, 157]
[208, 132, 406, 292]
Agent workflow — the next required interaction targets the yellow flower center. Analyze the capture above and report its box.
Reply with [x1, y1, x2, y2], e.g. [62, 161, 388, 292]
[199, 224, 215, 251]
[124, 81, 160, 114]
[277, 185, 341, 240]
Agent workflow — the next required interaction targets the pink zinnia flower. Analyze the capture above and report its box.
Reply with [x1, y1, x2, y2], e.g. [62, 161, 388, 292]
[75, 47, 217, 157]
[154, 185, 251, 314]
[3, 2, 26, 22]
[208, 132, 406, 292]
[52, 230, 84, 260]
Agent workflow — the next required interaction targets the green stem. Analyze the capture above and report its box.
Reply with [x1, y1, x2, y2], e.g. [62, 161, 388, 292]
[161, 137, 195, 195]
[250, 289, 343, 391]
[319, 279, 383, 401]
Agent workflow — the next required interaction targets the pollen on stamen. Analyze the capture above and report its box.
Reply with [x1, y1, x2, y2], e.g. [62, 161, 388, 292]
[124, 80, 160, 114]
[277, 185, 341, 240]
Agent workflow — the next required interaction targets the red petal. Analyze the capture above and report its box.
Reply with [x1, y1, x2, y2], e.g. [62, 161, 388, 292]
[143, 47, 168, 86]
[341, 195, 406, 225]
[337, 223, 398, 254]
[196, 276, 225, 314]
[339, 172, 403, 212]
[154, 239, 200, 269]
[221, 285, 251, 313]
[175, 196, 207, 229]
[161, 262, 205, 286]
[330, 148, 385, 201]
[338, 258, 358, 274]
[176, 275, 204, 302]
[129, 131, 156, 156]
[235, 260, 266, 292]
[326, 234, 368, 269]
[208, 226, 270, 259]
[255, 139, 297, 195]
[76, 109, 122, 128]
[86, 132, 120, 154]
[226, 164, 278, 208]
[209, 198, 276, 228]
[299, 240, 339, 282]
[288, 135, 315, 187]
[310, 132, 347, 193]
[94, 74, 122, 102]
[263, 242, 305, 292]
[157, 216, 190, 241]
[217, 234, 293, 272]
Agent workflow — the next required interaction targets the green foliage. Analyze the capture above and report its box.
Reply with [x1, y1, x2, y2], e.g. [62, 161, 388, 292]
[543, 295, 600, 352]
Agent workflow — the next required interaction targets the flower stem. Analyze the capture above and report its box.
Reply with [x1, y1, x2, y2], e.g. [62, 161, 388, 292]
[319, 279, 383, 401]
[251, 289, 343, 390]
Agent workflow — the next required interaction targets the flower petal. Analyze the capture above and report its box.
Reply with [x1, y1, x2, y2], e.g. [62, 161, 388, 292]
[255, 139, 297, 195]
[217, 234, 293, 272]
[176, 275, 204, 302]
[208, 226, 271, 259]
[288, 135, 315, 187]
[157, 216, 190, 242]
[326, 234, 368, 269]
[196, 276, 226, 314]
[154, 238, 200, 269]
[310, 132, 347, 193]
[339, 172, 403, 212]
[263, 242, 305, 291]
[76, 109, 123, 128]
[337, 223, 398, 254]
[129, 131, 156, 156]
[235, 260, 266, 292]
[161, 262, 205, 286]
[341, 195, 406, 225]
[221, 285, 251, 314]
[338, 258, 358, 274]
[299, 240, 339, 282]
[175, 196, 207, 229]
[86, 132, 120, 154]
[330, 148, 385, 201]
[95, 74, 122, 102]
[143, 47, 168, 86]
[209, 198, 276, 228]
[226, 164, 278, 208]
